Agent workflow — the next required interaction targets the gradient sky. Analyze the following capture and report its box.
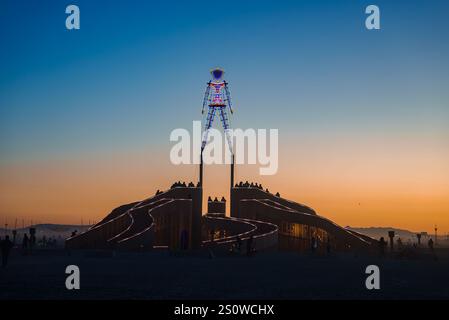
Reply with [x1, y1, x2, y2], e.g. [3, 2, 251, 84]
[1, 0, 448, 233]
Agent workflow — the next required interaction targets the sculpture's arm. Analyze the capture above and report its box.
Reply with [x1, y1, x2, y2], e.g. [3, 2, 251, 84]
[224, 81, 233, 114]
[202, 81, 211, 114]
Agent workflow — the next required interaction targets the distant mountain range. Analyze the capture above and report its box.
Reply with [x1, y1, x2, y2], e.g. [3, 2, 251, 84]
[0, 224, 91, 238]
[346, 226, 437, 241]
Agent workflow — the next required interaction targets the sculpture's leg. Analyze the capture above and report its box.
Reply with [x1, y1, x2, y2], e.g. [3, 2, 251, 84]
[219, 107, 233, 154]
[201, 107, 216, 151]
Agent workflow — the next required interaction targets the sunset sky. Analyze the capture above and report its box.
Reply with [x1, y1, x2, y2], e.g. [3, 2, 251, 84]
[1, 0, 448, 233]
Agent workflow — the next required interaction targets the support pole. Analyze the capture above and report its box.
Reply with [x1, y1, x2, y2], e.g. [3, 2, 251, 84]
[199, 151, 204, 187]
[230, 154, 235, 218]
[230, 154, 234, 190]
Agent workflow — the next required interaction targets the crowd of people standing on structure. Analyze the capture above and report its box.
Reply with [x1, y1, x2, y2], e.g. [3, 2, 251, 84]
[235, 181, 281, 197]
[208, 196, 226, 202]
[167, 180, 283, 198]
[170, 181, 200, 189]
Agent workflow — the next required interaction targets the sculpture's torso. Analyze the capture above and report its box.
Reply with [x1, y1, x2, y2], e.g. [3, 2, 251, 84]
[209, 81, 226, 106]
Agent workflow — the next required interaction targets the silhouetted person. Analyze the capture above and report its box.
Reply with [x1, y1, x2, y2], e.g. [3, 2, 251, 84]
[1, 235, 13, 267]
[12, 230, 17, 244]
[379, 237, 387, 257]
[236, 236, 242, 252]
[397, 237, 403, 249]
[246, 236, 254, 256]
[22, 233, 29, 250]
[275, 192, 280, 197]
[71, 230, 78, 237]
[428, 238, 434, 252]
[326, 238, 331, 255]
[311, 236, 317, 254]
[30, 234, 36, 248]
[22, 233, 30, 255]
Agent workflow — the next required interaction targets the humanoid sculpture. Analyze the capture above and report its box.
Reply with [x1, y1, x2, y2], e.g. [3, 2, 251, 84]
[201, 67, 234, 153]
[199, 67, 235, 187]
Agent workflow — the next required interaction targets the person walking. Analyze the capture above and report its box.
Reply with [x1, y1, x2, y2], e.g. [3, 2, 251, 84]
[1, 235, 13, 267]
[246, 235, 254, 257]
[311, 236, 317, 254]
[22, 233, 29, 255]
[428, 238, 434, 252]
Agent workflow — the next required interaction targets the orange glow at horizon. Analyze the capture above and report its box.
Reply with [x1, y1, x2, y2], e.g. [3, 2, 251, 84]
[1, 133, 448, 234]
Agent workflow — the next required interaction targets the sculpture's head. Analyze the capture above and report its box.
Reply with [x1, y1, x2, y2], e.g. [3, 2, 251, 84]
[210, 67, 224, 81]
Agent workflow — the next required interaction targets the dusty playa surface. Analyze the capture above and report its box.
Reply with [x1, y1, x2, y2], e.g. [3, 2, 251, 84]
[1, 248, 448, 300]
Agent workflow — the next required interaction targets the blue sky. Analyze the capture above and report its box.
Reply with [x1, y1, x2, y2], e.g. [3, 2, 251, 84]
[1, 0, 448, 162]
[1, 0, 449, 230]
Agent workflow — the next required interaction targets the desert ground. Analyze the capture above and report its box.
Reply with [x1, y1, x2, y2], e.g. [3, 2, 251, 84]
[1, 247, 448, 300]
